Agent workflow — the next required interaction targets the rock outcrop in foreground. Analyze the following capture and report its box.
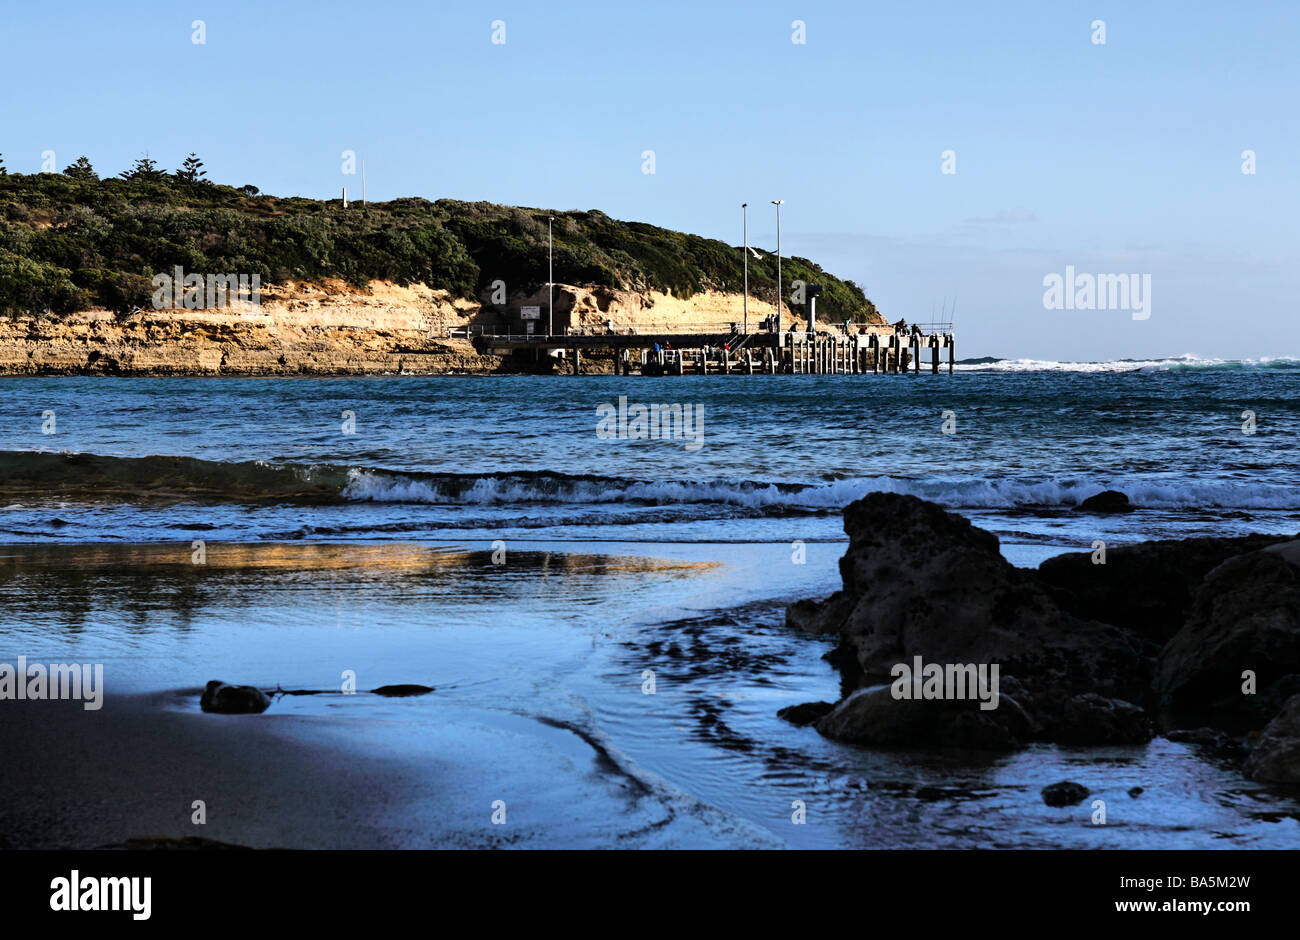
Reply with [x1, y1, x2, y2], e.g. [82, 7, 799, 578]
[785, 493, 1300, 782]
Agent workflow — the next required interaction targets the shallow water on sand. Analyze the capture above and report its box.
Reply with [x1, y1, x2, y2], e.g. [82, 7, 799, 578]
[3, 536, 1299, 849]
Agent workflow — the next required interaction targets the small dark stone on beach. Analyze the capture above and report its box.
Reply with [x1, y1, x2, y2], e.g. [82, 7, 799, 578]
[1127, 786, 1144, 798]
[371, 684, 435, 697]
[1076, 490, 1134, 514]
[199, 680, 271, 714]
[777, 701, 835, 726]
[1041, 780, 1090, 806]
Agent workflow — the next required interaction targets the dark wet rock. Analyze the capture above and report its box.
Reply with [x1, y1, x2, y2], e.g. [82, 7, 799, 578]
[1157, 542, 1300, 726]
[199, 680, 270, 714]
[787, 494, 1149, 749]
[1053, 693, 1152, 745]
[785, 591, 851, 635]
[1244, 694, 1300, 783]
[1076, 490, 1134, 514]
[777, 701, 835, 726]
[1164, 727, 1249, 759]
[1166, 727, 1229, 747]
[1041, 780, 1091, 807]
[814, 685, 1033, 750]
[371, 684, 436, 697]
[1039, 533, 1296, 645]
[1127, 786, 1144, 798]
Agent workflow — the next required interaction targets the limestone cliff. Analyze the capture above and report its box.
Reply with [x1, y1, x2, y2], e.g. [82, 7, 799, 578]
[0, 279, 833, 376]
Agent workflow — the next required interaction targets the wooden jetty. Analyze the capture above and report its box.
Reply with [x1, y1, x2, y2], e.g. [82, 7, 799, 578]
[469, 322, 956, 376]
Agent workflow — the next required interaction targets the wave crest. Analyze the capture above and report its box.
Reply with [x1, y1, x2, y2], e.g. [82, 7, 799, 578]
[4, 451, 1297, 513]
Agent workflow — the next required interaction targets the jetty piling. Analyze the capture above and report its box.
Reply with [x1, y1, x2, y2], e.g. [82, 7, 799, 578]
[470, 321, 954, 377]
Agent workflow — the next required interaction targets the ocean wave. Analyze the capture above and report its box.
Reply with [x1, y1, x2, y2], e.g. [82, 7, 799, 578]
[343, 469, 1300, 512]
[4, 451, 1298, 513]
[957, 355, 1300, 374]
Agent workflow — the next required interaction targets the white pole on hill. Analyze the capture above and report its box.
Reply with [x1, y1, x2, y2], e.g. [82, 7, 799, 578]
[548, 216, 554, 338]
[772, 199, 783, 334]
[742, 203, 748, 335]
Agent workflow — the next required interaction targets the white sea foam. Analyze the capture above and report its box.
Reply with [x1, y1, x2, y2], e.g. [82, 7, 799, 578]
[341, 469, 1300, 512]
[955, 355, 1300, 374]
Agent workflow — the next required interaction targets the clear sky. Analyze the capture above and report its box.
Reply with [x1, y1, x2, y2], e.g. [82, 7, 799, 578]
[2, 0, 1297, 360]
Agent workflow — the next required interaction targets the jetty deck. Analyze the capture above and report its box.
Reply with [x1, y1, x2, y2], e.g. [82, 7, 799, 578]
[468, 324, 956, 375]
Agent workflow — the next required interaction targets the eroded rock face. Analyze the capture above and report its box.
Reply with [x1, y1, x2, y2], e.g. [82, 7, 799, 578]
[0, 281, 858, 377]
[1156, 542, 1300, 725]
[1244, 694, 1300, 783]
[832, 494, 1148, 705]
[1039, 533, 1296, 646]
[199, 680, 271, 714]
[788, 493, 1150, 748]
[785, 493, 1300, 763]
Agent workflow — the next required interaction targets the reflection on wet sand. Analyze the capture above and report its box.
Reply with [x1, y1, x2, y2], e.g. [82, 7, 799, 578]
[0, 541, 718, 636]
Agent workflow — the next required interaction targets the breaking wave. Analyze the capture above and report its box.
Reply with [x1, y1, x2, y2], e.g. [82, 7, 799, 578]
[957, 355, 1300, 374]
[4, 452, 1295, 513]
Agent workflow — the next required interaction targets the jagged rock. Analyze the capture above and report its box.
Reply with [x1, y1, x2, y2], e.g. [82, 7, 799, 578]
[1041, 781, 1090, 806]
[1156, 542, 1300, 726]
[1244, 694, 1300, 783]
[1053, 693, 1152, 745]
[777, 701, 835, 726]
[1076, 490, 1134, 513]
[813, 685, 1033, 750]
[800, 494, 1148, 722]
[199, 680, 271, 714]
[1039, 533, 1296, 645]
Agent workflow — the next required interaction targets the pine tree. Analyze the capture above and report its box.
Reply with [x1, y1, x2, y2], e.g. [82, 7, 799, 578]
[0, 153, 6, 176]
[63, 156, 98, 181]
[120, 155, 164, 182]
[176, 152, 207, 183]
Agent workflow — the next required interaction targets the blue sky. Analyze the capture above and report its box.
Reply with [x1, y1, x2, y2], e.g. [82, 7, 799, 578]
[2, 0, 1297, 360]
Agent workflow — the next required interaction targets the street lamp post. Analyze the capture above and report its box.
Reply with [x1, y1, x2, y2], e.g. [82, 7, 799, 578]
[548, 216, 554, 337]
[772, 200, 784, 334]
[741, 203, 748, 334]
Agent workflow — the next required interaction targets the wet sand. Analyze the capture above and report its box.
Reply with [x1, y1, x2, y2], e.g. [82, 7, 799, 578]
[0, 540, 757, 850]
[0, 694, 423, 850]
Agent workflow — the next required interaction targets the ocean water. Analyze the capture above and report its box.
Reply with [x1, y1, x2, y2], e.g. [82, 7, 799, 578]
[1, 357, 1299, 848]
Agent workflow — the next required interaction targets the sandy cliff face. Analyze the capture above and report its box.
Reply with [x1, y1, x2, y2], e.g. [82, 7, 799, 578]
[0, 279, 880, 376]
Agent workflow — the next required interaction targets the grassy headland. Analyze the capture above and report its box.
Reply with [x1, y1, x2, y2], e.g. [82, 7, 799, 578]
[0, 162, 879, 322]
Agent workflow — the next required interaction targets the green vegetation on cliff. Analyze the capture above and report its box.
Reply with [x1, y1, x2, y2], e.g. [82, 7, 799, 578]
[0, 163, 880, 322]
